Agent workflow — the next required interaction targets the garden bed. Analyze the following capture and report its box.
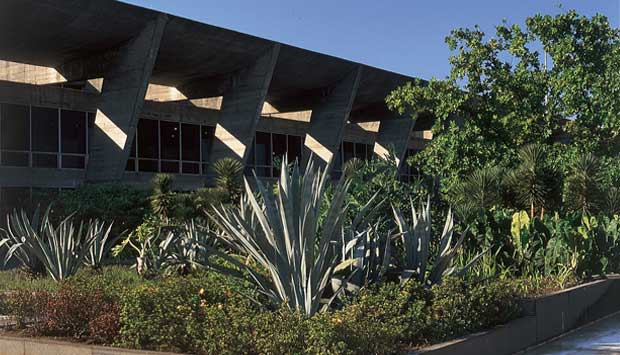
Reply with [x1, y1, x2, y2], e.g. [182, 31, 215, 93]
[408, 277, 620, 355]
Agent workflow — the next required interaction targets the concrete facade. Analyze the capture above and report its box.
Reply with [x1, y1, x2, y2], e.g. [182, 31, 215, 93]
[209, 44, 280, 167]
[0, 0, 432, 198]
[303, 66, 362, 169]
[86, 15, 168, 182]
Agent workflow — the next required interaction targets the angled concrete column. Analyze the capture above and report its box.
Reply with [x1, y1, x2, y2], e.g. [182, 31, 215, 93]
[208, 44, 280, 168]
[85, 15, 167, 182]
[373, 117, 416, 168]
[303, 66, 362, 171]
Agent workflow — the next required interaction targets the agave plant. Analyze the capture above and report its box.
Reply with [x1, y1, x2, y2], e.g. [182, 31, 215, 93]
[85, 220, 116, 269]
[208, 155, 358, 316]
[2, 208, 101, 281]
[333, 221, 392, 295]
[1, 208, 46, 274]
[392, 197, 483, 286]
[160, 221, 216, 276]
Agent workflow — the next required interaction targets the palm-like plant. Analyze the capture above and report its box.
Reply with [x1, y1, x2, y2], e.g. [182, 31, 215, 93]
[507, 144, 561, 218]
[208, 156, 355, 316]
[392, 197, 483, 286]
[451, 165, 503, 220]
[150, 173, 175, 221]
[213, 157, 244, 202]
[564, 152, 603, 214]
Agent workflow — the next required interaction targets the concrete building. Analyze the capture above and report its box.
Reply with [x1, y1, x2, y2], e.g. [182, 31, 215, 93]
[0, 0, 431, 213]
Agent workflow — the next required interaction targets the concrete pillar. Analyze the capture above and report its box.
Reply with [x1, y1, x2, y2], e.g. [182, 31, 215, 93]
[208, 44, 280, 167]
[373, 117, 416, 168]
[303, 66, 362, 171]
[85, 15, 167, 182]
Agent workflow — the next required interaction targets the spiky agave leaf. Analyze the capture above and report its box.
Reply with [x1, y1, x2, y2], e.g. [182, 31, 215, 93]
[208, 155, 354, 316]
[393, 197, 480, 286]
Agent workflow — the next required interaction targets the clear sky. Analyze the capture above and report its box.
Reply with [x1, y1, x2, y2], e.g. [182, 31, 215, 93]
[122, 0, 619, 80]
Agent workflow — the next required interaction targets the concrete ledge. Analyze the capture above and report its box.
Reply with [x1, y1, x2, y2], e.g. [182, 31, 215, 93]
[408, 277, 620, 355]
[0, 335, 182, 355]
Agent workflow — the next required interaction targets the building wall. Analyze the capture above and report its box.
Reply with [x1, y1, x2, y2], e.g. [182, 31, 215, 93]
[0, 77, 430, 211]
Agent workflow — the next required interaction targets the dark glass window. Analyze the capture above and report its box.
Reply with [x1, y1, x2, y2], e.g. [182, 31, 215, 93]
[1, 104, 30, 151]
[1, 152, 29, 167]
[272, 134, 287, 158]
[342, 142, 354, 163]
[31, 106, 58, 153]
[366, 144, 374, 161]
[255, 132, 271, 167]
[139, 160, 158, 172]
[288, 135, 302, 164]
[61, 110, 86, 154]
[181, 124, 200, 162]
[160, 121, 179, 161]
[161, 161, 179, 173]
[182, 162, 200, 175]
[137, 119, 158, 159]
[61, 155, 85, 169]
[201, 126, 215, 164]
[33, 153, 57, 168]
[355, 143, 367, 160]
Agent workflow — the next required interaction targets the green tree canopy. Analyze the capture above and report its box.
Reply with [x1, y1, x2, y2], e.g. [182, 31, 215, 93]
[387, 10, 620, 194]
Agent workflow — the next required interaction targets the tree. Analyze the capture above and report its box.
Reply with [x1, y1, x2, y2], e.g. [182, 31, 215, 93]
[387, 10, 620, 195]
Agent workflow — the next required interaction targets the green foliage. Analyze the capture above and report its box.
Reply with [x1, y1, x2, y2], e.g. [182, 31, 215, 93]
[564, 152, 604, 214]
[150, 174, 176, 222]
[112, 218, 214, 277]
[430, 278, 520, 341]
[387, 10, 620, 194]
[52, 184, 149, 236]
[450, 165, 504, 221]
[346, 153, 426, 220]
[117, 273, 260, 354]
[213, 157, 244, 203]
[506, 144, 562, 218]
[392, 197, 482, 286]
[209, 156, 362, 316]
[1, 208, 112, 281]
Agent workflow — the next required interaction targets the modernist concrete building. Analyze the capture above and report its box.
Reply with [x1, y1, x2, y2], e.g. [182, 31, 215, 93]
[0, 0, 431, 213]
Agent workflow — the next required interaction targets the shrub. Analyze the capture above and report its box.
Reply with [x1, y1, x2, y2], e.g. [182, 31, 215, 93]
[3, 289, 48, 330]
[117, 273, 262, 354]
[307, 282, 431, 355]
[52, 184, 149, 236]
[430, 277, 520, 341]
[41, 286, 113, 338]
[3, 284, 119, 341]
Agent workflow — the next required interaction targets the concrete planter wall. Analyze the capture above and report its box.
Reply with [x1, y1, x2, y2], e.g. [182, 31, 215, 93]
[409, 277, 620, 355]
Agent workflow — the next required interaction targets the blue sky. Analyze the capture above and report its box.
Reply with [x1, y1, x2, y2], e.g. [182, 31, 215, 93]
[123, 0, 619, 80]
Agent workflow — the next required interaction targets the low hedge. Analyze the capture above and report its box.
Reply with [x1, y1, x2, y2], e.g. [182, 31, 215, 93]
[0, 269, 522, 355]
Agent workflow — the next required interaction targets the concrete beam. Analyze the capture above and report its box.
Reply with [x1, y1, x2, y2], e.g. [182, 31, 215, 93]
[85, 14, 168, 182]
[207, 44, 280, 167]
[373, 117, 416, 168]
[303, 66, 362, 170]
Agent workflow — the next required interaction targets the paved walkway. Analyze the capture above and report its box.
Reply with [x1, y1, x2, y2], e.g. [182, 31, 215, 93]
[520, 312, 620, 355]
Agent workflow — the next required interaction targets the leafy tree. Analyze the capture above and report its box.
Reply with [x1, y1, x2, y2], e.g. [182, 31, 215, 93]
[387, 10, 620, 195]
